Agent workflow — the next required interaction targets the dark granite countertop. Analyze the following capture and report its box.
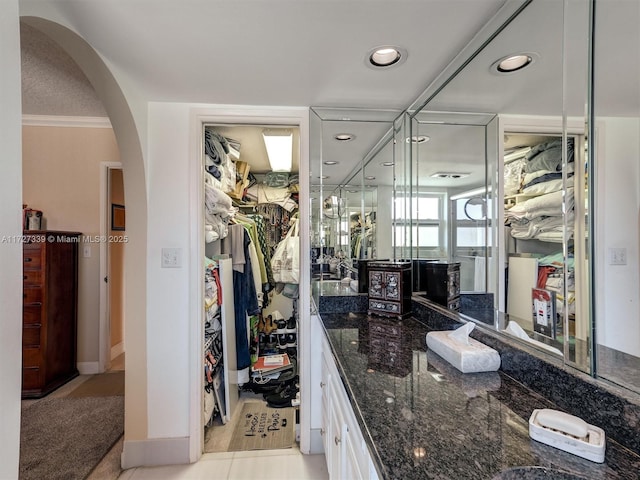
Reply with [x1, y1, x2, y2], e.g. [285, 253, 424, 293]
[319, 312, 640, 480]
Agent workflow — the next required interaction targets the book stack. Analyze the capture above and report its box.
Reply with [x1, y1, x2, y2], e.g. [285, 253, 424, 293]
[251, 353, 292, 376]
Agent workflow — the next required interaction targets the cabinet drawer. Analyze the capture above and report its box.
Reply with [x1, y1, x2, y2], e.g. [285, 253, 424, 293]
[368, 299, 400, 314]
[23, 247, 43, 270]
[23, 270, 43, 286]
[22, 367, 41, 390]
[23, 287, 42, 305]
[23, 305, 42, 324]
[23, 325, 41, 347]
[22, 346, 42, 368]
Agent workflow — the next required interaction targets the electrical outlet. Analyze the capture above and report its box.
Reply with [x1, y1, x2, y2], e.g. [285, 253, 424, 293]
[609, 247, 627, 265]
[161, 248, 181, 268]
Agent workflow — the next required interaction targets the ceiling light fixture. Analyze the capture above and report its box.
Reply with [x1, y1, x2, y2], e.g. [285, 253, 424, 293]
[334, 133, 354, 141]
[323, 161, 339, 165]
[366, 45, 407, 68]
[381, 162, 395, 167]
[431, 172, 470, 179]
[365, 175, 376, 180]
[492, 53, 537, 74]
[262, 128, 293, 172]
[406, 135, 430, 144]
[319, 175, 329, 179]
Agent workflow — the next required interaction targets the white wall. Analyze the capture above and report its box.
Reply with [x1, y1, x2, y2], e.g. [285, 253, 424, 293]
[0, 1, 24, 477]
[146, 102, 192, 439]
[596, 117, 640, 356]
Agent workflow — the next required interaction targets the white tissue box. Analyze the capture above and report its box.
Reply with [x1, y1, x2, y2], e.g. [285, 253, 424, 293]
[426, 330, 501, 373]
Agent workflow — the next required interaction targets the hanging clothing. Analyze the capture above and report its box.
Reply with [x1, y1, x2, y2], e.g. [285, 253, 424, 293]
[222, 224, 260, 371]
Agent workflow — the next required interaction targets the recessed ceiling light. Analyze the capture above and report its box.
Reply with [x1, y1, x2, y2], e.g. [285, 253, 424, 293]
[319, 175, 329, 179]
[406, 135, 430, 144]
[366, 46, 407, 68]
[334, 133, 355, 141]
[491, 53, 537, 74]
[431, 172, 470, 179]
[381, 162, 394, 167]
[365, 175, 376, 180]
[348, 190, 358, 193]
[323, 161, 339, 165]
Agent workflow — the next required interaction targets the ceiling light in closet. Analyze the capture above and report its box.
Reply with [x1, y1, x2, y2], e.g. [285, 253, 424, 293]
[262, 128, 293, 172]
[324, 161, 339, 165]
[334, 133, 355, 141]
[367, 46, 406, 68]
[492, 53, 536, 73]
[406, 135, 430, 144]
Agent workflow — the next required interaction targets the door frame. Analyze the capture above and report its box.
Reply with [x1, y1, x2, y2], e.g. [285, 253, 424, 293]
[188, 106, 310, 462]
[99, 161, 124, 373]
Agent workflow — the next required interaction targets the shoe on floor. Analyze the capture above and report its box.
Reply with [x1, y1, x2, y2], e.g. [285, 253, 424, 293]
[265, 383, 299, 408]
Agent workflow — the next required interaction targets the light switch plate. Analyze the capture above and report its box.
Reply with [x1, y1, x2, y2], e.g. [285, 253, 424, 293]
[161, 247, 181, 268]
[609, 247, 627, 265]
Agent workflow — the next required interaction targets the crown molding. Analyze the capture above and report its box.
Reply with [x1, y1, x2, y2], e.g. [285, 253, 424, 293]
[22, 115, 112, 128]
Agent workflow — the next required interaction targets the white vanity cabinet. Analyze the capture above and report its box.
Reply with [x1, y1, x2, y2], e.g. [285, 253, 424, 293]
[320, 332, 380, 480]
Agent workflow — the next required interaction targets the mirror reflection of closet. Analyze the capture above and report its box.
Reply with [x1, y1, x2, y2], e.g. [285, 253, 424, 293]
[404, 0, 595, 374]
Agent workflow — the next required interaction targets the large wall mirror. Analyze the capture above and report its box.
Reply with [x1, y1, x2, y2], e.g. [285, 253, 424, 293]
[309, 108, 400, 300]
[406, 0, 591, 371]
[311, 0, 640, 394]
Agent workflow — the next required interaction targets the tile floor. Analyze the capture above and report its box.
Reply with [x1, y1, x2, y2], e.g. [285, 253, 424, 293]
[114, 360, 328, 480]
[118, 448, 329, 479]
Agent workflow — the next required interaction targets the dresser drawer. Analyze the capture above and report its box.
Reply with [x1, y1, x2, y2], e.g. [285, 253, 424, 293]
[22, 346, 42, 368]
[23, 270, 43, 286]
[23, 305, 42, 324]
[23, 325, 41, 347]
[22, 367, 41, 390]
[23, 247, 43, 270]
[23, 287, 43, 305]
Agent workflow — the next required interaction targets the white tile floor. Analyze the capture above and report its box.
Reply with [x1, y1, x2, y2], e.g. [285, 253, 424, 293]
[118, 447, 329, 480]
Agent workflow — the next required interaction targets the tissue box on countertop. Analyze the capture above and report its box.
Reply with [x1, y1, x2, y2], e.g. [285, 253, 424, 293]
[426, 350, 501, 396]
[426, 323, 500, 373]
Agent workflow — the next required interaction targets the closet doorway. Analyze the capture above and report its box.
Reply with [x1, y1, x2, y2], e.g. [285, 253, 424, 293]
[101, 163, 126, 372]
[201, 123, 302, 454]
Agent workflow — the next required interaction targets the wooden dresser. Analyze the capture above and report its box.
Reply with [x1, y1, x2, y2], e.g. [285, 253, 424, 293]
[22, 231, 81, 398]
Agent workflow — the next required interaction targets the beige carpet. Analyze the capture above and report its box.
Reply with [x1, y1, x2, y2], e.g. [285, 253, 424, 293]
[227, 401, 296, 452]
[66, 371, 124, 398]
[20, 395, 124, 480]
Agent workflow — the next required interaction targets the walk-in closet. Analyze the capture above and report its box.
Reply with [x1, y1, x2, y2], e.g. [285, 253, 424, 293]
[201, 124, 301, 453]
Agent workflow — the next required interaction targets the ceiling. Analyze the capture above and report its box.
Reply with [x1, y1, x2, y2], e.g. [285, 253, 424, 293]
[18, 0, 508, 177]
[19, 1, 639, 192]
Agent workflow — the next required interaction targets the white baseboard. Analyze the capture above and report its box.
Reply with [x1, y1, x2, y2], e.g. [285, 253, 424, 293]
[121, 437, 191, 469]
[77, 362, 100, 375]
[111, 342, 124, 360]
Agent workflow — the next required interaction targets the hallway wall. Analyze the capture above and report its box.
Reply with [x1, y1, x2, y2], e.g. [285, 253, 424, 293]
[22, 123, 120, 370]
[109, 167, 125, 355]
[0, 1, 25, 477]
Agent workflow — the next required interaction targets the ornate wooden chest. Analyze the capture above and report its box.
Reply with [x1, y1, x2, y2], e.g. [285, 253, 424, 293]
[367, 261, 412, 318]
[424, 261, 461, 310]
